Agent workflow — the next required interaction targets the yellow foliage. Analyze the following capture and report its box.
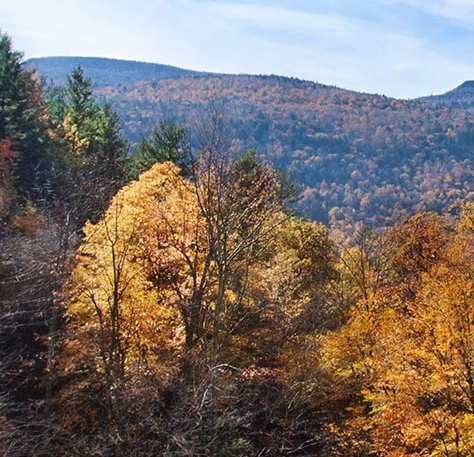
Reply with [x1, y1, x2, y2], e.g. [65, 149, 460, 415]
[319, 207, 474, 456]
[65, 162, 195, 376]
[49, 112, 90, 164]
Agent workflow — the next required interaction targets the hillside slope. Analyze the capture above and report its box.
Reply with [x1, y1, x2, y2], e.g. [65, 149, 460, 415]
[29, 57, 474, 233]
[98, 74, 474, 232]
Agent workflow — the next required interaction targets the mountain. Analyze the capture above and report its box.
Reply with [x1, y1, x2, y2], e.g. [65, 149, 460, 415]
[27, 57, 474, 233]
[417, 80, 474, 109]
[25, 56, 203, 87]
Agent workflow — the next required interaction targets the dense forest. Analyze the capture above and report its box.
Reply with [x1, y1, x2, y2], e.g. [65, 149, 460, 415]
[29, 56, 474, 235]
[4, 31, 474, 457]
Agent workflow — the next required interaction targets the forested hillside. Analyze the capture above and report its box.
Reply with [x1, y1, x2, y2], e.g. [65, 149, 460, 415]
[29, 56, 474, 233]
[5, 33, 474, 456]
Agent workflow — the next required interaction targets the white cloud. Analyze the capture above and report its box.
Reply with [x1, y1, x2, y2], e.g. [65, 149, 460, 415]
[204, 2, 362, 39]
[386, 0, 474, 26]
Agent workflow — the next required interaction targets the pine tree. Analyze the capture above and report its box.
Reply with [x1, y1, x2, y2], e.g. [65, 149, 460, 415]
[48, 66, 128, 229]
[0, 31, 48, 204]
[128, 119, 190, 179]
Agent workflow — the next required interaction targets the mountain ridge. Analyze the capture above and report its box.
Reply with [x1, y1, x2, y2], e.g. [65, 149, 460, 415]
[25, 56, 205, 87]
[28, 55, 473, 101]
[26, 56, 404, 98]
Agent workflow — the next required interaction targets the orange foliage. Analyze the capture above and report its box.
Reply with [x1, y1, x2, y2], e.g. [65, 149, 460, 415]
[0, 138, 18, 172]
[321, 206, 474, 456]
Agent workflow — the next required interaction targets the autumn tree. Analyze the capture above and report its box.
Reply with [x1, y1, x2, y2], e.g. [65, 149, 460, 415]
[64, 162, 188, 373]
[317, 209, 474, 456]
[60, 162, 186, 440]
[382, 212, 453, 305]
[233, 214, 336, 367]
[60, 125, 297, 389]
[363, 205, 474, 456]
[60, 155, 343, 454]
[185, 101, 295, 366]
[59, 99, 347, 453]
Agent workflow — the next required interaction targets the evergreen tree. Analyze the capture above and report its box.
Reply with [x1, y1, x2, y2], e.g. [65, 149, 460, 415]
[128, 119, 190, 180]
[48, 66, 129, 229]
[0, 31, 48, 203]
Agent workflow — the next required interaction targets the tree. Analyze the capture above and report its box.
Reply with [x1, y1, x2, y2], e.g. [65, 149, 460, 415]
[128, 119, 190, 180]
[0, 31, 48, 205]
[60, 101, 345, 453]
[364, 205, 474, 456]
[60, 156, 342, 454]
[64, 136, 293, 373]
[61, 162, 186, 436]
[47, 66, 128, 229]
[318, 209, 474, 456]
[382, 212, 453, 304]
[229, 216, 336, 362]
[189, 114, 291, 364]
[65, 162, 186, 373]
[0, 138, 18, 221]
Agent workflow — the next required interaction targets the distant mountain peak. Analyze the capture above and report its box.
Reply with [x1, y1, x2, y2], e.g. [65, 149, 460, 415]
[24, 56, 203, 87]
[417, 80, 474, 109]
[456, 80, 474, 90]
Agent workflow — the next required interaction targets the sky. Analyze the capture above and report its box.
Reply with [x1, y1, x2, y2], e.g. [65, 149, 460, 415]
[3, 0, 474, 99]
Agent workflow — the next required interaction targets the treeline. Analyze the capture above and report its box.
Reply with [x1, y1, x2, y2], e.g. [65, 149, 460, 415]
[4, 32, 474, 456]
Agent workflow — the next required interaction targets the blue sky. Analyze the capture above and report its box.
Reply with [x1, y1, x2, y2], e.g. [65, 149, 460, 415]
[3, 0, 474, 99]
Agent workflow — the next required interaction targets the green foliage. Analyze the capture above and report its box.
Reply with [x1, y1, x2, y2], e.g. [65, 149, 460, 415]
[44, 83, 67, 126]
[128, 119, 190, 179]
[0, 31, 48, 201]
[47, 65, 128, 228]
